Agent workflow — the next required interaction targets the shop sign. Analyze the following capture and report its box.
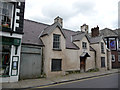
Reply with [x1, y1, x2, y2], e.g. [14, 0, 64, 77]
[1, 37, 21, 46]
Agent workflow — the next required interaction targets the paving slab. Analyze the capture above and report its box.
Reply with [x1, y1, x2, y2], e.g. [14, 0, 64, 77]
[2, 69, 119, 89]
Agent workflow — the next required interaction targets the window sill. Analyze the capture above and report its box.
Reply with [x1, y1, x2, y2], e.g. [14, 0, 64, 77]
[101, 52, 105, 54]
[53, 49, 62, 51]
[2, 27, 11, 31]
[51, 70, 62, 72]
[83, 48, 87, 49]
[112, 61, 115, 62]
[101, 67, 105, 68]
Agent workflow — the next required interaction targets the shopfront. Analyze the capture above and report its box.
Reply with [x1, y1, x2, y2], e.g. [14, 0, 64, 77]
[0, 36, 21, 82]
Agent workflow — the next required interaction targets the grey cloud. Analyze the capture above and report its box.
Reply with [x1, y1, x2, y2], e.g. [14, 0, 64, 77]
[41, 2, 78, 21]
[73, 1, 96, 15]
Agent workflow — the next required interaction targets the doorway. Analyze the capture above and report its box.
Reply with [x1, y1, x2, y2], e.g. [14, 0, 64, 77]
[80, 57, 86, 72]
[0, 45, 11, 77]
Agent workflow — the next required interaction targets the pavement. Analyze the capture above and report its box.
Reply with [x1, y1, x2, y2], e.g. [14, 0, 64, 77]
[1, 69, 119, 89]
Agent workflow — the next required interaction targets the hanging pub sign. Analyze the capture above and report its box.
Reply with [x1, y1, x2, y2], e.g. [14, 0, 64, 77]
[109, 38, 116, 50]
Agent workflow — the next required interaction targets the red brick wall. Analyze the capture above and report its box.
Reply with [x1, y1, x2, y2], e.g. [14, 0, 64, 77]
[91, 26, 99, 37]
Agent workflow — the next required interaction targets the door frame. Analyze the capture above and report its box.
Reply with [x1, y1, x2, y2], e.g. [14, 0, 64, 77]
[80, 57, 86, 72]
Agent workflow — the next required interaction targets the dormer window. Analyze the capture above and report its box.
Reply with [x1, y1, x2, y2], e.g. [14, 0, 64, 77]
[101, 42, 104, 53]
[53, 34, 61, 50]
[0, 2, 13, 30]
[82, 42, 87, 49]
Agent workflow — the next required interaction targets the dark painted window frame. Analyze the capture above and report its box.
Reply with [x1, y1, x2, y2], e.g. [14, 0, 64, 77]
[101, 57, 105, 68]
[51, 59, 62, 72]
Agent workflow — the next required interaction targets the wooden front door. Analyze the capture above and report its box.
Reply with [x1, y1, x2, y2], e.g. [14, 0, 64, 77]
[80, 57, 86, 72]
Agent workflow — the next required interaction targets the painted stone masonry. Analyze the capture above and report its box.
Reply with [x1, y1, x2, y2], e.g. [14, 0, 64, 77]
[22, 16, 112, 78]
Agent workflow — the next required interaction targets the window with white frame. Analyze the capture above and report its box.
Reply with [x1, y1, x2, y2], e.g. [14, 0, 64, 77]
[101, 42, 104, 53]
[0, 2, 13, 29]
[53, 34, 61, 49]
[118, 55, 120, 62]
[111, 55, 115, 62]
[82, 42, 87, 49]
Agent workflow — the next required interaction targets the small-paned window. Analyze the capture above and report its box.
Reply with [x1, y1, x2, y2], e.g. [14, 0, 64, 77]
[82, 42, 87, 49]
[101, 42, 104, 53]
[0, 2, 13, 29]
[53, 34, 61, 49]
[51, 59, 62, 71]
[111, 55, 115, 62]
[118, 55, 120, 62]
[101, 57, 105, 68]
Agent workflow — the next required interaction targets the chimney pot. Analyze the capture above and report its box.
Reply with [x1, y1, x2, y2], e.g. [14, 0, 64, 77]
[54, 16, 63, 27]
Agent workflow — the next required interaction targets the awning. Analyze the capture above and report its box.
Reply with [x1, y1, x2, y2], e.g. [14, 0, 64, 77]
[80, 52, 90, 57]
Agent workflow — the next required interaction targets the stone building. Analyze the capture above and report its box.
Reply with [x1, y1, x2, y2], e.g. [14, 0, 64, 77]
[21, 16, 112, 78]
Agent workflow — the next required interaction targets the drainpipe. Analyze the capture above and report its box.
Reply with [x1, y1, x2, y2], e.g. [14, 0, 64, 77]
[41, 47, 44, 77]
[94, 50, 97, 69]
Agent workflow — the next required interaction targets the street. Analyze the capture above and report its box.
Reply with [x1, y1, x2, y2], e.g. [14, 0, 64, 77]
[35, 73, 119, 88]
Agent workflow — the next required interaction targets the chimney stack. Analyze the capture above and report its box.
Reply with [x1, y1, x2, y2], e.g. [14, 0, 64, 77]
[54, 16, 63, 27]
[81, 24, 89, 33]
[91, 25, 99, 37]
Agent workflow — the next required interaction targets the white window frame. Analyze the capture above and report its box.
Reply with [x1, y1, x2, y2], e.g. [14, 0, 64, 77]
[101, 42, 104, 53]
[111, 54, 115, 62]
[82, 42, 87, 49]
[118, 55, 120, 62]
[53, 34, 61, 49]
[0, 2, 14, 29]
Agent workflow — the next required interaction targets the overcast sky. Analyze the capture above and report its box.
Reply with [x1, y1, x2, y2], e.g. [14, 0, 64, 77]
[24, 0, 119, 31]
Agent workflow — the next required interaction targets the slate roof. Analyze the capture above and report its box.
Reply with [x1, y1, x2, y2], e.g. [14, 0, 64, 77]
[114, 28, 120, 39]
[22, 19, 106, 49]
[40, 22, 66, 38]
[89, 36, 103, 44]
[100, 28, 118, 38]
[22, 19, 49, 46]
[22, 19, 79, 49]
[63, 29, 79, 49]
[72, 32, 86, 42]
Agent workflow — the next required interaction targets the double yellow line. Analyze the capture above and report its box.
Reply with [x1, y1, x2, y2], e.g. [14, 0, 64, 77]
[26, 72, 119, 89]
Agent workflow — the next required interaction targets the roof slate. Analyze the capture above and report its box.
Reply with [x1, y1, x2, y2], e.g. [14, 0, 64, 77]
[89, 36, 102, 44]
[22, 19, 107, 49]
[100, 28, 118, 37]
[22, 19, 80, 49]
[40, 22, 66, 38]
[22, 19, 49, 46]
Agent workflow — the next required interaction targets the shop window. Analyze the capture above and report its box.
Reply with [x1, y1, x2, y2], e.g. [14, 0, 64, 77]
[51, 59, 62, 71]
[53, 34, 61, 50]
[111, 55, 115, 62]
[0, 45, 11, 76]
[0, 2, 13, 30]
[101, 57, 105, 68]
